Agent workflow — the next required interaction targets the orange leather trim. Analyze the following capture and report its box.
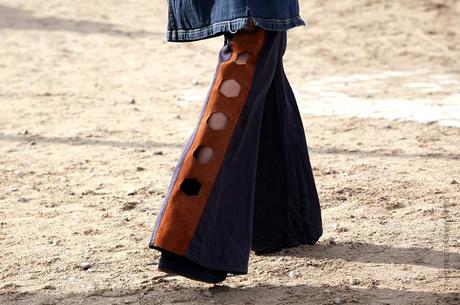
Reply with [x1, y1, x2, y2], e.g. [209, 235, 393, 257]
[154, 28, 266, 255]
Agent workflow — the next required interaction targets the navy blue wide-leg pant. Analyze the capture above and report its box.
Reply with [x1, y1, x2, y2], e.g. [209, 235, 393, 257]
[149, 27, 322, 283]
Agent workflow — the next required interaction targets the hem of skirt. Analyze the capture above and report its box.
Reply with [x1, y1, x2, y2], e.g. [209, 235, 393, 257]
[150, 245, 248, 275]
[166, 15, 306, 42]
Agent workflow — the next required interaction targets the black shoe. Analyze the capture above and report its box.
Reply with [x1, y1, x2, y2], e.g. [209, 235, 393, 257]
[158, 251, 227, 284]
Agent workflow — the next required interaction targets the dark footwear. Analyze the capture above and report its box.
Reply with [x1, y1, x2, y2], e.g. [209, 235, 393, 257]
[158, 251, 227, 284]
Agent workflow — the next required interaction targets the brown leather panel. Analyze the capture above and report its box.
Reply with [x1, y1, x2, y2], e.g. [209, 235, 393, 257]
[154, 28, 266, 255]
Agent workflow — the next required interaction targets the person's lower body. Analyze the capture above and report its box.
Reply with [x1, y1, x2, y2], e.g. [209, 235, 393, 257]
[148, 26, 323, 283]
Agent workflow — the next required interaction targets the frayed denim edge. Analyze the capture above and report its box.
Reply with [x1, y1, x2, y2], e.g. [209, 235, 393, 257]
[166, 16, 306, 42]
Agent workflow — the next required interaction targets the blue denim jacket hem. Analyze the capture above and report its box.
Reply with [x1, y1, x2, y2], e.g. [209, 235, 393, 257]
[166, 16, 306, 42]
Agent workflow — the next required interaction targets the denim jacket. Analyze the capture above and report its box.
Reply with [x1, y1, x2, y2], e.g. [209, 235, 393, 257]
[166, 0, 305, 42]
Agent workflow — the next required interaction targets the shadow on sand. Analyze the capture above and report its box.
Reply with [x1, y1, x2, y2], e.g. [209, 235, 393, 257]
[0, 5, 161, 38]
[256, 241, 460, 270]
[0, 282, 457, 305]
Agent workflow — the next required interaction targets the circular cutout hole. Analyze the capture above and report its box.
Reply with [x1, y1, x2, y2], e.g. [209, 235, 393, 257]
[193, 145, 214, 164]
[180, 178, 202, 196]
[219, 79, 241, 98]
[207, 112, 229, 130]
[236, 52, 251, 65]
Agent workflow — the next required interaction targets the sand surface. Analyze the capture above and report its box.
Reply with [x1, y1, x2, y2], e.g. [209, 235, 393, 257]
[0, 0, 459, 304]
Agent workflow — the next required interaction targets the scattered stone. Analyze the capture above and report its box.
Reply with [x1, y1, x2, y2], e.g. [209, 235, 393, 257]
[80, 261, 91, 270]
[45, 202, 57, 208]
[83, 229, 96, 235]
[349, 278, 360, 285]
[148, 188, 156, 194]
[305, 260, 321, 267]
[18, 197, 29, 203]
[48, 238, 59, 245]
[153, 150, 164, 155]
[414, 273, 426, 280]
[122, 201, 139, 211]
[192, 79, 200, 86]
[333, 223, 348, 232]
[127, 189, 137, 196]
[288, 270, 300, 278]
[136, 166, 145, 172]
[29, 141, 36, 146]
[81, 190, 97, 196]
[334, 297, 345, 304]
[129, 98, 136, 104]
[43, 285, 56, 290]
[123, 214, 131, 222]
[451, 179, 458, 185]
[385, 201, 404, 210]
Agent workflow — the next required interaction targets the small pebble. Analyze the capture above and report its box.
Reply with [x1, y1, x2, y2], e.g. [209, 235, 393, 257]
[153, 151, 164, 155]
[136, 166, 145, 172]
[334, 297, 344, 304]
[333, 223, 348, 232]
[122, 201, 139, 211]
[451, 179, 458, 185]
[414, 273, 426, 280]
[288, 270, 300, 278]
[129, 98, 136, 104]
[80, 261, 91, 270]
[127, 189, 137, 196]
[148, 188, 156, 194]
[349, 278, 360, 285]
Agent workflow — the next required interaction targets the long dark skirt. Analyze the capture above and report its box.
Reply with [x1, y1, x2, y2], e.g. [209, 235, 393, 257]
[149, 27, 323, 283]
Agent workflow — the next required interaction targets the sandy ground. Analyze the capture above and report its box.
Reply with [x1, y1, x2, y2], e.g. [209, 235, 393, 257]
[1, 0, 459, 304]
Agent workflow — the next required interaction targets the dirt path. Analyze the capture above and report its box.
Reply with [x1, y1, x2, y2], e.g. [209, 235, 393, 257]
[0, 1, 459, 304]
